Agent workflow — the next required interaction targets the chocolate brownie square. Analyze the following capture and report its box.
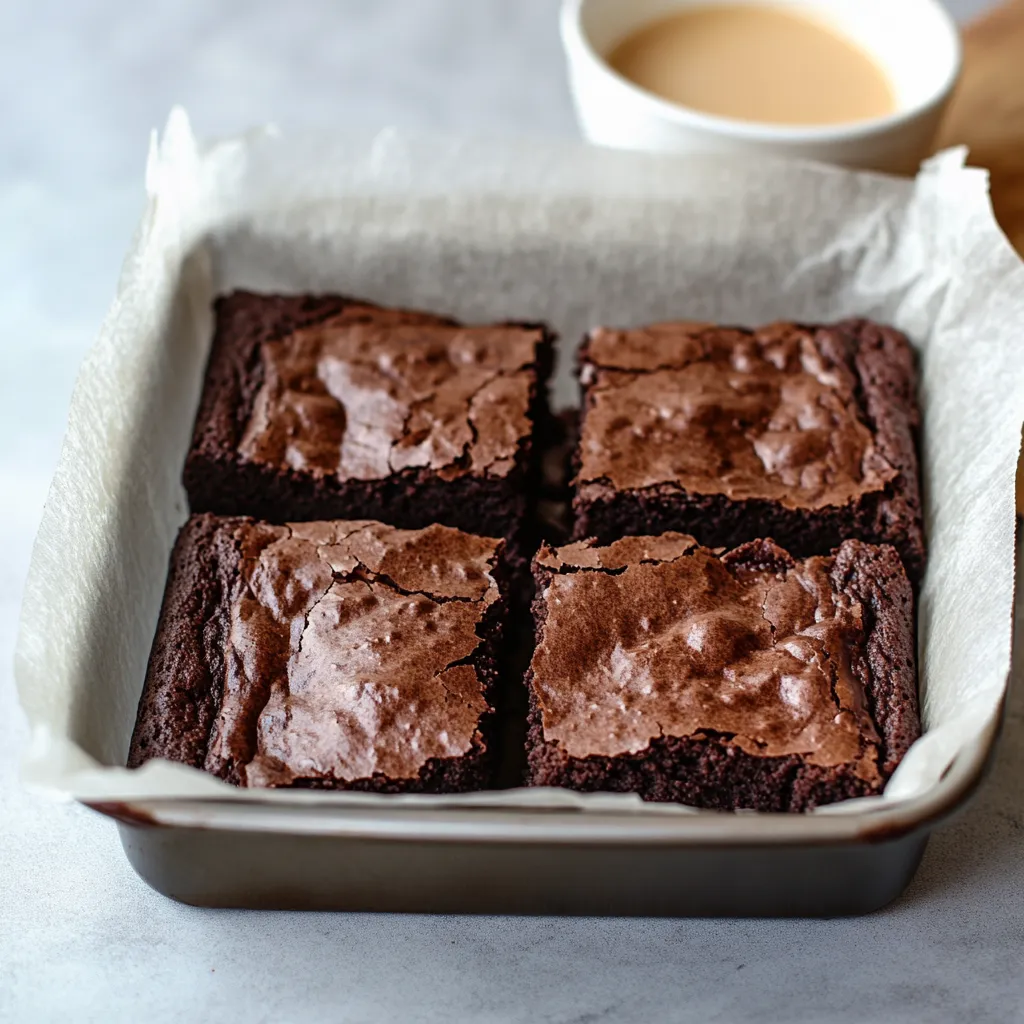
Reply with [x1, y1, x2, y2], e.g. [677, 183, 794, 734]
[128, 513, 508, 792]
[184, 291, 554, 553]
[525, 533, 919, 811]
[572, 319, 925, 581]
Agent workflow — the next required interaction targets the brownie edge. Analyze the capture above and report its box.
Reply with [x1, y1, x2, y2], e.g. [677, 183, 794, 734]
[127, 514, 238, 771]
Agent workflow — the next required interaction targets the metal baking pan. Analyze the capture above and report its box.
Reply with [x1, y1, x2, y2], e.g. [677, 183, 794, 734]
[16, 117, 1022, 916]
[101, 724, 1001, 915]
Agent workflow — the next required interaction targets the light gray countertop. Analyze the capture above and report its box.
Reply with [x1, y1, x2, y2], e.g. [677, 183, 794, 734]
[2, 2, 1020, 1022]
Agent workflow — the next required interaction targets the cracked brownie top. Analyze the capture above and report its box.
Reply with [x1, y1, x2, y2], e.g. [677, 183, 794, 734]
[529, 532, 890, 782]
[237, 309, 542, 483]
[196, 517, 503, 787]
[576, 320, 909, 510]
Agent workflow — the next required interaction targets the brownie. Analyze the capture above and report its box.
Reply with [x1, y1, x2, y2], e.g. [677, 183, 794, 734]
[572, 319, 925, 581]
[525, 533, 919, 811]
[128, 513, 509, 792]
[183, 292, 554, 566]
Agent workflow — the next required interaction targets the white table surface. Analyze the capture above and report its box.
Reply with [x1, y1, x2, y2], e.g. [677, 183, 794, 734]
[2, 2, 1020, 1021]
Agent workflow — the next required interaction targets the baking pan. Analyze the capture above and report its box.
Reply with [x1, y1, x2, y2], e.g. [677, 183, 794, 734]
[106, 723, 998, 915]
[16, 114, 1023, 915]
[106, 679, 1006, 915]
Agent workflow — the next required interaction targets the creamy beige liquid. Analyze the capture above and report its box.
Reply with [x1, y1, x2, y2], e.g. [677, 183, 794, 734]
[607, 5, 896, 126]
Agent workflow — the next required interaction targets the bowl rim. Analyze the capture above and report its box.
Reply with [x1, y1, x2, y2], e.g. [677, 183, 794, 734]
[560, 0, 963, 143]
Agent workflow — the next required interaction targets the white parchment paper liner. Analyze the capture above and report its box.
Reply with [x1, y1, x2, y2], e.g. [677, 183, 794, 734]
[14, 109, 1023, 817]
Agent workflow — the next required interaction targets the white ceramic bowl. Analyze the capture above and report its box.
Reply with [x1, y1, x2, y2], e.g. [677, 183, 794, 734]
[561, 0, 962, 174]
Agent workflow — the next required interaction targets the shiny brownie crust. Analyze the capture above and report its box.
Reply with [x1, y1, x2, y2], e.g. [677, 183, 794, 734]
[525, 536, 919, 812]
[183, 291, 554, 544]
[128, 513, 509, 793]
[572, 319, 925, 582]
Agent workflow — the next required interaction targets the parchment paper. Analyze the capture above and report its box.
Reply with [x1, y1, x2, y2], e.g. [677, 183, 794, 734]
[14, 108, 1023, 815]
